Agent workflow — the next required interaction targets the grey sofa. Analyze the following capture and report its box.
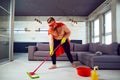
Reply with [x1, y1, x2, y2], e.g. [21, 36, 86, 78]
[28, 42, 120, 69]
[75, 42, 120, 69]
[28, 42, 77, 61]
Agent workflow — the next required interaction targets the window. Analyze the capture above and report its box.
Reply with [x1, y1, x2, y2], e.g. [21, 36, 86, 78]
[104, 11, 112, 44]
[92, 19, 99, 42]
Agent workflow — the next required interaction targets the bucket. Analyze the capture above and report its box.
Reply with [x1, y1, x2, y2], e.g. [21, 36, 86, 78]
[76, 66, 91, 77]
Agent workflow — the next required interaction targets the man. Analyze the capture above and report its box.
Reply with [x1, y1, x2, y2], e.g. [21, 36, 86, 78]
[47, 17, 76, 69]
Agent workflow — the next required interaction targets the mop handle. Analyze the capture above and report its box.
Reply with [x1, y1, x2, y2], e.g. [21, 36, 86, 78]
[33, 44, 61, 73]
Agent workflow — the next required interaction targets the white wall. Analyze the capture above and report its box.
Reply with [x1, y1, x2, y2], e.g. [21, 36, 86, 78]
[14, 16, 87, 43]
[14, 21, 49, 42]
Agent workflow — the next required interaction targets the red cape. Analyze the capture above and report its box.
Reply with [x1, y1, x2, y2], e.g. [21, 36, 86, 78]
[56, 45, 65, 57]
[56, 39, 70, 57]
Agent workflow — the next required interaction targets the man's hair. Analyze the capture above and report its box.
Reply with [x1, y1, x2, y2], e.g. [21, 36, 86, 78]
[47, 17, 55, 23]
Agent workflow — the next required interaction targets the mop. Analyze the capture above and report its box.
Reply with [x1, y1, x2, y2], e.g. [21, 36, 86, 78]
[26, 44, 61, 79]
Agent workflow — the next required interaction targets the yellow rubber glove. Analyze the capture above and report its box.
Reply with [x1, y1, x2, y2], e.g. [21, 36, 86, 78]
[50, 46, 54, 56]
[61, 37, 66, 44]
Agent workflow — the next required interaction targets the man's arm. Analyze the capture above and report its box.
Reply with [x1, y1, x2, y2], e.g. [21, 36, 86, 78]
[48, 34, 54, 56]
[48, 34, 54, 47]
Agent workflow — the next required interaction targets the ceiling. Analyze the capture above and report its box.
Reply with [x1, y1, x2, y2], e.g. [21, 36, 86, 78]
[15, 0, 106, 16]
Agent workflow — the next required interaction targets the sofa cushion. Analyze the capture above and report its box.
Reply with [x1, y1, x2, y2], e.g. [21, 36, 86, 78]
[91, 55, 120, 63]
[36, 43, 50, 51]
[34, 51, 50, 57]
[81, 53, 95, 61]
[97, 42, 118, 55]
[76, 52, 91, 61]
[79, 53, 120, 63]
[74, 43, 89, 51]
[89, 42, 100, 53]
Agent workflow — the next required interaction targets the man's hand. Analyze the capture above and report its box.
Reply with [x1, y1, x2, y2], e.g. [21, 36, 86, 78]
[61, 37, 66, 44]
[50, 46, 54, 56]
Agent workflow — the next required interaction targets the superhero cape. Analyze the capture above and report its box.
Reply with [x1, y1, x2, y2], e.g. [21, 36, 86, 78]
[56, 44, 65, 57]
[56, 39, 70, 57]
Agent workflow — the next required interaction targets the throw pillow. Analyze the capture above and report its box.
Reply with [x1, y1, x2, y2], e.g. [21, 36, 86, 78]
[36, 43, 50, 51]
[89, 42, 100, 53]
[74, 43, 89, 51]
[97, 42, 118, 55]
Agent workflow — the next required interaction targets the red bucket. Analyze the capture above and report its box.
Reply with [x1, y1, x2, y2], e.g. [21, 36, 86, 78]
[76, 66, 91, 77]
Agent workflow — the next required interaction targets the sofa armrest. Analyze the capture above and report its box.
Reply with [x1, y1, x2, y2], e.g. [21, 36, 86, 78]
[28, 46, 37, 60]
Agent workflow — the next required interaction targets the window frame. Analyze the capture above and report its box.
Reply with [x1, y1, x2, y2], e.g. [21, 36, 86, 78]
[103, 10, 112, 44]
[92, 18, 100, 43]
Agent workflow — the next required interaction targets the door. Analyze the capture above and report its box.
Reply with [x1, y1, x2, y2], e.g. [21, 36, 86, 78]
[0, 0, 13, 61]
